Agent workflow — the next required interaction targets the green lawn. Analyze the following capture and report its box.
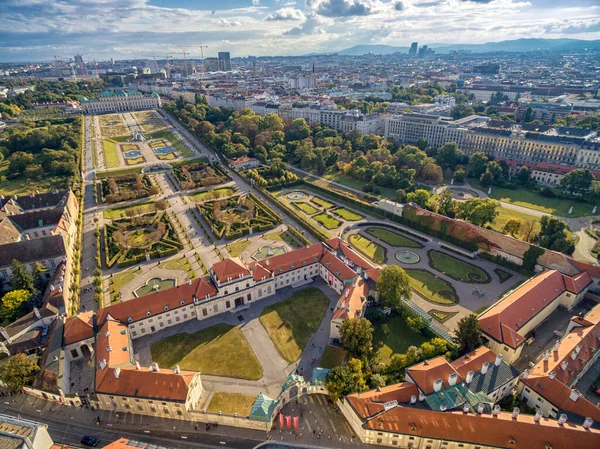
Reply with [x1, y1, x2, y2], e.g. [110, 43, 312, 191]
[406, 269, 458, 305]
[313, 212, 341, 230]
[366, 228, 423, 248]
[428, 309, 458, 324]
[150, 323, 263, 380]
[493, 206, 542, 235]
[470, 179, 598, 218]
[319, 346, 346, 369]
[227, 239, 251, 257]
[293, 201, 319, 215]
[103, 138, 120, 168]
[349, 234, 386, 264]
[207, 392, 257, 416]
[125, 156, 145, 166]
[373, 315, 429, 364]
[332, 207, 363, 221]
[148, 130, 194, 157]
[0, 161, 70, 196]
[110, 267, 141, 302]
[158, 256, 196, 279]
[310, 196, 334, 209]
[259, 288, 329, 363]
[191, 187, 236, 202]
[103, 201, 158, 220]
[122, 144, 139, 151]
[428, 250, 491, 284]
[323, 170, 397, 199]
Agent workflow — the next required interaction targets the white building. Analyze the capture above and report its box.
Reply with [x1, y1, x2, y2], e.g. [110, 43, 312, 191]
[80, 90, 161, 114]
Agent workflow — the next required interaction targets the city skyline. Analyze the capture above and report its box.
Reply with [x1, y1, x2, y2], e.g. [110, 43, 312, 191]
[0, 0, 599, 62]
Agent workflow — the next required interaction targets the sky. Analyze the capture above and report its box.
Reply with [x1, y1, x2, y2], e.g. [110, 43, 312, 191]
[0, 0, 599, 62]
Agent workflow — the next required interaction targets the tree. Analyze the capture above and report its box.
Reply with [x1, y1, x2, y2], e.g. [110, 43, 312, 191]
[559, 169, 594, 195]
[516, 166, 531, 185]
[436, 189, 455, 217]
[0, 353, 39, 392]
[520, 219, 538, 242]
[325, 358, 367, 402]
[339, 318, 374, 360]
[535, 215, 571, 253]
[377, 265, 411, 311]
[406, 316, 425, 334]
[8, 152, 35, 175]
[370, 373, 386, 388]
[454, 314, 482, 355]
[523, 106, 533, 122]
[420, 163, 443, 185]
[502, 218, 522, 237]
[0, 290, 30, 323]
[10, 260, 34, 292]
[467, 152, 488, 178]
[435, 142, 463, 170]
[456, 198, 499, 227]
[406, 189, 431, 208]
[453, 167, 466, 183]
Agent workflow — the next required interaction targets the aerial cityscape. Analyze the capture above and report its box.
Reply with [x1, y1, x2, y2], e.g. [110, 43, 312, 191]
[1, 1, 600, 449]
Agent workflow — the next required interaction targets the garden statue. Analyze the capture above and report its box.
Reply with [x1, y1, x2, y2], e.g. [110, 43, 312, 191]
[568, 206, 573, 215]
[450, 179, 454, 185]
[487, 187, 492, 195]
[593, 206, 597, 214]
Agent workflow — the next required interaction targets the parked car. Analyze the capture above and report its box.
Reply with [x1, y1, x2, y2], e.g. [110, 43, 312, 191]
[81, 436, 99, 447]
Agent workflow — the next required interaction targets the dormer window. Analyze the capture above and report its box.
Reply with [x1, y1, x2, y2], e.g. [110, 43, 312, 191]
[224, 290, 228, 295]
[246, 283, 250, 288]
[127, 316, 132, 323]
[180, 300, 185, 305]
[164, 305, 169, 311]
[146, 311, 151, 317]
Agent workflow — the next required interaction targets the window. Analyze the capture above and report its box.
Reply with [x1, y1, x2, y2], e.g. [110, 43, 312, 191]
[167, 320, 172, 324]
[177, 410, 183, 416]
[183, 314, 188, 319]
[137, 406, 143, 411]
[151, 407, 156, 413]
[125, 404, 130, 409]
[163, 408, 169, 414]
[70, 349, 79, 358]
[226, 301, 231, 308]
[132, 331, 137, 337]
[202, 309, 207, 317]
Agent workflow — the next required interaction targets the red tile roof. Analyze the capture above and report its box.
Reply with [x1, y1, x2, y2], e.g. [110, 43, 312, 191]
[406, 356, 463, 395]
[332, 278, 369, 321]
[249, 243, 324, 276]
[347, 382, 419, 418]
[211, 258, 250, 282]
[63, 312, 94, 345]
[450, 346, 497, 378]
[320, 250, 357, 282]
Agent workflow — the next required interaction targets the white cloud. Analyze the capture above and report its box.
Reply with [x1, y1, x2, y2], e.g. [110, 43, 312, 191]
[311, 0, 381, 17]
[252, 0, 260, 5]
[266, 7, 306, 21]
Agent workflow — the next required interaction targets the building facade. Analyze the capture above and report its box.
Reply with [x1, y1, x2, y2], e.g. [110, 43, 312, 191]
[80, 91, 161, 114]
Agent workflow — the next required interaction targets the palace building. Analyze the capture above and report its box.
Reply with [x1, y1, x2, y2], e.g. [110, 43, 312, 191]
[80, 91, 161, 114]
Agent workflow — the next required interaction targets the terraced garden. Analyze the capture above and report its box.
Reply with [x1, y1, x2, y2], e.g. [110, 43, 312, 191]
[366, 228, 423, 248]
[313, 212, 341, 230]
[332, 207, 363, 221]
[310, 196, 334, 209]
[406, 269, 458, 305]
[428, 250, 491, 284]
[349, 234, 386, 264]
[293, 202, 319, 215]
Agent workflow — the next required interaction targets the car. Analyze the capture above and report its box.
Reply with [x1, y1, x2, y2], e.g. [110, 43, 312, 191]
[81, 436, 99, 447]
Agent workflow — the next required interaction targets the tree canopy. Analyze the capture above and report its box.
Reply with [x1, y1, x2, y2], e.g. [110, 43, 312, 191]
[377, 266, 411, 311]
[0, 353, 39, 392]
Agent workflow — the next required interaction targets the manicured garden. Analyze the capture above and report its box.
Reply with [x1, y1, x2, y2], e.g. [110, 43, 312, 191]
[348, 234, 386, 264]
[493, 206, 541, 235]
[428, 309, 458, 324]
[310, 196, 334, 209]
[101, 173, 155, 203]
[102, 138, 120, 168]
[313, 212, 341, 230]
[207, 392, 257, 416]
[226, 239, 251, 257]
[150, 323, 263, 380]
[191, 186, 237, 202]
[173, 162, 227, 190]
[293, 202, 319, 215]
[494, 268, 513, 283]
[103, 200, 161, 220]
[158, 256, 195, 279]
[259, 288, 329, 363]
[366, 228, 423, 248]
[109, 267, 140, 302]
[428, 250, 491, 283]
[372, 315, 429, 364]
[406, 269, 458, 305]
[148, 130, 194, 157]
[332, 207, 363, 221]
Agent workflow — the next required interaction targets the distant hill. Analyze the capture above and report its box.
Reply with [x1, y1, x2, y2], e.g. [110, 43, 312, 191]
[330, 38, 600, 56]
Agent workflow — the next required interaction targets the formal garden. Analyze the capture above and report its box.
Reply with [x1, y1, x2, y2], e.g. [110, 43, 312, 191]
[99, 114, 129, 137]
[313, 212, 342, 230]
[199, 193, 281, 240]
[101, 173, 157, 204]
[173, 161, 227, 190]
[428, 250, 491, 284]
[406, 268, 459, 305]
[191, 186, 237, 202]
[348, 234, 386, 264]
[259, 288, 329, 363]
[133, 110, 167, 133]
[150, 323, 263, 380]
[121, 143, 145, 165]
[371, 314, 429, 364]
[103, 200, 166, 220]
[245, 164, 300, 190]
[331, 207, 363, 222]
[365, 228, 423, 248]
[104, 211, 183, 268]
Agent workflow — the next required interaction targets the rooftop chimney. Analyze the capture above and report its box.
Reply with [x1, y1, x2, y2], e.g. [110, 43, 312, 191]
[553, 340, 560, 353]
[477, 404, 484, 414]
[448, 373, 458, 386]
[569, 389, 580, 402]
[33, 307, 41, 320]
[543, 351, 550, 362]
[439, 404, 447, 412]
[174, 365, 181, 374]
[583, 418, 594, 430]
[481, 362, 489, 375]
[534, 411, 543, 423]
[495, 353, 503, 366]
[418, 392, 426, 401]
[463, 404, 469, 414]
[99, 359, 107, 370]
[410, 395, 416, 404]
[492, 405, 501, 416]
[433, 379, 443, 392]
[549, 371, 556, 380]
[135, 361, 141, 370]
[561, 361, 568, 371]
[153, 362, 160, 372]
[512, 408, 520, 419]
[114, 368, 121, 379]
[558, 414, 568, 425]
[522, 369, 529, 379]
[465, 370, 474, 384]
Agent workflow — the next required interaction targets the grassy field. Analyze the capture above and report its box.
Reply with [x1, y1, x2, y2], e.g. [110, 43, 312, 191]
[148, 130, 194, 157]
[109, 267, 141, 302]
[150, 323, 263, 380]
[323, 170, 397, 199]
[470, 179, 598, 218]
[313, 212, 341, 230]
[192, 187, 236, 202]
[366, 228, 423, 248]
[0, 161, 70, 196]
[158, 256, 195, 279]
[206, 392, 257, 416]
[259, 288, 329, 363]
[293, 201, 319, 215]
[310, 196, 334, 209]
[349, 234, 386, 264]
[492, 206, 542, 235]
[406, 269, 458, 305]
[428, 251, 490, 283]
[103, 138, 120, 168]
[103, 201, 158, 220]
[227, 239, 251, 257]
[319, 346, 346, 369]
[122, 144, 139, 151]
[265, 230, 302, 248]
[332, 207, 363, 221]
[373, 315, 429, 364]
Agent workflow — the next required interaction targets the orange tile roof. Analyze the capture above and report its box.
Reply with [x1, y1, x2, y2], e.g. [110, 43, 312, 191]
[332, 278, 369, 321]
[347, 382, 419, 418]
[563, 270, 592, 293]
[365, 404, 600, 449]
[521, 303, 600, 421]
[63, 311, 94, 345]
[406, 356, 462, 395]
[320, 250, 357, 282]
[325, 237, 377, 271]
[211, 258, 250, 282]
[478, 270, 567, 348]
[249, 242, 324, 276]
[450, 346, 497, 378]
[95, 319, 131, 370]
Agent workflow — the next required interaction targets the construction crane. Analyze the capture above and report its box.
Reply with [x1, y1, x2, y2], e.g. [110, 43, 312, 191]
[181, 49, 191, 78]
[54, 55, 75, 79]
[144, 54, 161, 74]
[196, 45, 208, 81]
[164, 55, 172, 79]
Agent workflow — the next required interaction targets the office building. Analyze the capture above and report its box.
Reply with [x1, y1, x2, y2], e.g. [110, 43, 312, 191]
[409, 42, 418, 57]
[73, 54, 87, 76]
[218, 52, 231, 71]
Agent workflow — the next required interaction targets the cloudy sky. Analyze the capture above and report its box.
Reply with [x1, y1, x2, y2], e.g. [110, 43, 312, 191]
[0, 0, 599, 62]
